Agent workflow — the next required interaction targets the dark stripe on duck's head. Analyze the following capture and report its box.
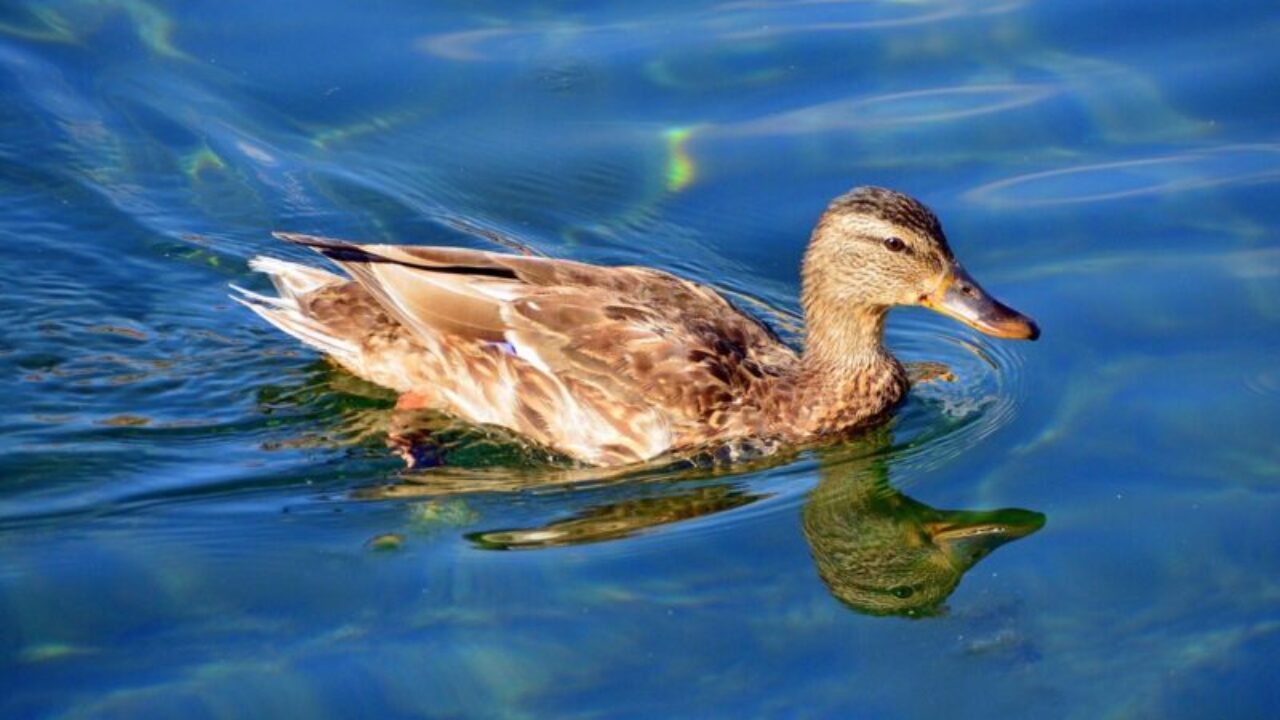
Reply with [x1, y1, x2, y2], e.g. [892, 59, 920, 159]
[827, 186, 951, 251]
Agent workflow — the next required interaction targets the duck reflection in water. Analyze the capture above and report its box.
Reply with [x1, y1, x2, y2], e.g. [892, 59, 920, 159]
[799, 442, 1043, 616]
[369, 425, 1044, 618]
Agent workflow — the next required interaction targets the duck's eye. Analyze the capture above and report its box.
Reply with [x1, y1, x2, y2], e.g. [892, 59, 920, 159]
[883, 236, 907, 253]
[890, 585, 916, 599]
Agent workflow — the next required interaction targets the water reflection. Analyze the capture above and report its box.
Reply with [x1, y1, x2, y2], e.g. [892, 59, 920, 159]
[370, 429, 1044, 618]
[801, 441, 1043, 616]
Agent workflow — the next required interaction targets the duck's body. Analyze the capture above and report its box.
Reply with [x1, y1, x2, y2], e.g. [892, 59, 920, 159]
[235, 187, 1037, 466]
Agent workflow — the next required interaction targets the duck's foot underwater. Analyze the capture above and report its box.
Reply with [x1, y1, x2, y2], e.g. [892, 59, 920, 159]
[906, 361, 957, 385]
[386, 427, 446, 469]
[395, 391, 435, 411]
[385, 393, 446, 467]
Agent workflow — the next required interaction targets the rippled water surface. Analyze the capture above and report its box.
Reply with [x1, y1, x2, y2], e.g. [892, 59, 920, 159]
[3, 1, 1279, 717]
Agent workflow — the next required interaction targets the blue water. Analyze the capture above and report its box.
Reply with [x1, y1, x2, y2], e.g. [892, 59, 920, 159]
[3, 1, 1279, 717]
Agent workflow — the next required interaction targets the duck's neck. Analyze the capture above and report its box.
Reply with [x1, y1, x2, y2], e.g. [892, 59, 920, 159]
[798, 304, 907, 431]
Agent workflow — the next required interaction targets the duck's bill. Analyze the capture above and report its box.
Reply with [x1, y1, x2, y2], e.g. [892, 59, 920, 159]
[927, 508, 1046, 569]
[923, 266, 1040, 341]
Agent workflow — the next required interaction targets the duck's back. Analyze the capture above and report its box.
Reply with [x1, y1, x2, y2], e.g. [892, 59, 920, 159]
[235, 234, 799, 465]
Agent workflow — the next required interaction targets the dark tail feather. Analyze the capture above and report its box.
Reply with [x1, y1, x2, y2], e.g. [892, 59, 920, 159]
[272, 232, 519, 280]
[272, 232, 376, 261]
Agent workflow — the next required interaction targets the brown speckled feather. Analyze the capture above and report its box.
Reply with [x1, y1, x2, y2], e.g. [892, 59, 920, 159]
[261, 233, 801, 465]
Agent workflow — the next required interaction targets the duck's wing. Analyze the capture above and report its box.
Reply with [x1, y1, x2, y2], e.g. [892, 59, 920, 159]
[276, 233, 798, 455]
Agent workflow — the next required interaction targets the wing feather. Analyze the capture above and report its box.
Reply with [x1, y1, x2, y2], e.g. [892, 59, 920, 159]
[267, 232, 798, 460]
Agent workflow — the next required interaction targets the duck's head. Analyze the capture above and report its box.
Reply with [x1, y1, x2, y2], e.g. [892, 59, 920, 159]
[802, 186, 1039, 341]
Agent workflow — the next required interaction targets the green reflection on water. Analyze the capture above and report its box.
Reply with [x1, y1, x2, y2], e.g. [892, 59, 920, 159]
[372, 429, 1044, 618]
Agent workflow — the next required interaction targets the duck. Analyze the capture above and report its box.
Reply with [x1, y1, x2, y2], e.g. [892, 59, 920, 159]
[233, 186, 1038, 467]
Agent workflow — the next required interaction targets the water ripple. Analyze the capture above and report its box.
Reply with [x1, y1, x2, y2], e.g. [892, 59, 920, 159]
[966, 144, 1280, 207]
[887, 311, 1027, 480]
[1243, 368, 1280, 398]
[417, 0, 1024, 63]
[716, 84, 1057, 137]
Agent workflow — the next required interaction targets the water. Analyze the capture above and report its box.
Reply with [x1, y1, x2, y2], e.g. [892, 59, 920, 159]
[2, 1, 1278, 717]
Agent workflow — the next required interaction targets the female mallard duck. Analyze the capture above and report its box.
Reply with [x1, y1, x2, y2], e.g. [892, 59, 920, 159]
[234, 186, 1037, 466]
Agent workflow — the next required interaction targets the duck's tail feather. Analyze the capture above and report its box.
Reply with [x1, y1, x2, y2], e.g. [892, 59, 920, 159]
[248, 255, 344, 300]
[232, 257, 361, 366]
